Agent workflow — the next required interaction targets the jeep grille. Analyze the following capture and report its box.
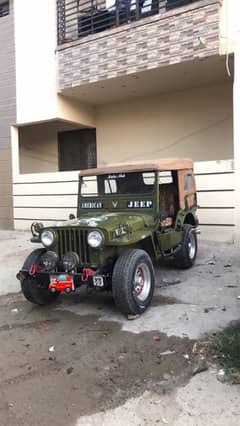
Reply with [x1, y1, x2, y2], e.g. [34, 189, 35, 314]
[55, 228, 90, 264]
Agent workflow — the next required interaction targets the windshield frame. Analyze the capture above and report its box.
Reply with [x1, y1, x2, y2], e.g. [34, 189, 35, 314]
[79, 171, 156, 198]
[77, 170, 159, 215]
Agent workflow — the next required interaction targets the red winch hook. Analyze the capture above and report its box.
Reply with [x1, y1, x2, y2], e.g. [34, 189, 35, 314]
[81, 268, 94, 282]
[29, 264, 42, 276]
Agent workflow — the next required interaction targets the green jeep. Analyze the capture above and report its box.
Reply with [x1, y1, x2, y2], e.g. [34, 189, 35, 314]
[17, 158, 199, 316]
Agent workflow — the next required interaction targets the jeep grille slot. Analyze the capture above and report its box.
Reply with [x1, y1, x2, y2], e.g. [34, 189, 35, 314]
[56, 229, 90, 264]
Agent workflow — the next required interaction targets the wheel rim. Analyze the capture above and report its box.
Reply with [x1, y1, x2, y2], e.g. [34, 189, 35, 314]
[133, 263, 151, 302]
[188, 232, 196, 260]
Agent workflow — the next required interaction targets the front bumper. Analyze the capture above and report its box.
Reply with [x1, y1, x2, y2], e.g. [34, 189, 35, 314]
[17, 267, 109, 292]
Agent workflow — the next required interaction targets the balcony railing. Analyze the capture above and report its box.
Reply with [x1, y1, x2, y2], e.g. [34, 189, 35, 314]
[57, 0, 199, 44]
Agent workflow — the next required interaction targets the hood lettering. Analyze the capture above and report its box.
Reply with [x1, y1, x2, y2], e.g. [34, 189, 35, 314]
[81, 202, 103, 209]
[127, 200, 153, 208]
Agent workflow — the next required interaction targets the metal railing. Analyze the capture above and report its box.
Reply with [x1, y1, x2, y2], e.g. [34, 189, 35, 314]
[57, 0, 197, 44]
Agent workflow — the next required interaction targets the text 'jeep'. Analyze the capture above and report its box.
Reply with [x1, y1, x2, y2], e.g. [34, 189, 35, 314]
[17, 158, 199, 316]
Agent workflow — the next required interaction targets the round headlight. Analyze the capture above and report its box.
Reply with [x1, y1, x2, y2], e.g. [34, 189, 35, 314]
[41, 251, 59, 271]
[87, 231, 103, 248]
[62, 252, 79, 272]
[41, 230, 55, 247]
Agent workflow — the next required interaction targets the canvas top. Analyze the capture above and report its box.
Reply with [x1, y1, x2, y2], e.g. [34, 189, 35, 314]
[79, 158, 193, 176]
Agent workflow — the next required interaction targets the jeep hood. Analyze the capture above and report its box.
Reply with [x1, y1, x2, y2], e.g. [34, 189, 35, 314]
[63, 212, 155, 233]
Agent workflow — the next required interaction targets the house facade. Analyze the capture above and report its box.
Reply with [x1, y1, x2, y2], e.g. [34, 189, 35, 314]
[0, 0, 15, 229]
[1, 0, 240, 242]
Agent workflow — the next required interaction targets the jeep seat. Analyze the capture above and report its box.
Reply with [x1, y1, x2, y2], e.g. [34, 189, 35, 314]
[159, 184, 177, 227]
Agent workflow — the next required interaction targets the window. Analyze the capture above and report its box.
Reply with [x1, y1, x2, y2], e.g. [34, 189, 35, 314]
[159, 171, 173, 185]
[0, 1, 9, 18]
[143, 172, 155, 185]
[58, 129, 96, 172]
[104, 178, 117, 194]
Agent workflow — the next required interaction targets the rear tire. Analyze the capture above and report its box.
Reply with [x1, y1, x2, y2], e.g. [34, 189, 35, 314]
[20, 249, 59, 305]
[174, 224, 197, 269]
[112, 249, 155, 316]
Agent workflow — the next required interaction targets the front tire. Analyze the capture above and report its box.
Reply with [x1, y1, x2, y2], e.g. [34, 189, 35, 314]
[112, 249, 155, 316]
[174, 224, 197, 269]
[20, 249, 59, 305]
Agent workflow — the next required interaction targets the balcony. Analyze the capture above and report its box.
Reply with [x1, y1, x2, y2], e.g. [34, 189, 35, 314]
[57, 0, 200, 44]
[57, 0, 221, 93]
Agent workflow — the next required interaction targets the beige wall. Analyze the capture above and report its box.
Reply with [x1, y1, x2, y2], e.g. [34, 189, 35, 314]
[19, 125, 59, 174]
[14, 0, 57, 124]
[18, 120, 95, 174]
[57, 96, 96, 128]
[14, 1, 96, 127]
[18, 83, 233, 174]
[96, 83, 233, 165]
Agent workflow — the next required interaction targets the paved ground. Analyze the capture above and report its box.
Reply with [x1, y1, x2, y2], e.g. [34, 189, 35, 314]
[0, 231, 240, 425]
[0, 231, 34, 296]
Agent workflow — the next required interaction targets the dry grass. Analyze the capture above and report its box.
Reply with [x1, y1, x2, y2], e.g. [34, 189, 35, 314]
[206, 322, 240, 383]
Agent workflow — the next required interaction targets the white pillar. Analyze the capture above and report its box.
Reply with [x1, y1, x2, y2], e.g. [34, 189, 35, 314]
[10, 126, 20, 181]
[233, 43, 240, 243]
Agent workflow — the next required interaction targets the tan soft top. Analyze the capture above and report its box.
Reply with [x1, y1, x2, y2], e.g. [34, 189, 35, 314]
[79, 158, 193, 176]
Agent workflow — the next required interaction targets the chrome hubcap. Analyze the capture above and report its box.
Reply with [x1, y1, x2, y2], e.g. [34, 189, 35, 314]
[188, 232, 196, 260]
[133, 263, 151, 302]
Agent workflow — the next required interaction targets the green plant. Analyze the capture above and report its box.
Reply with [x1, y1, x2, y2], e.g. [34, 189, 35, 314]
[207, 322, 240, 383]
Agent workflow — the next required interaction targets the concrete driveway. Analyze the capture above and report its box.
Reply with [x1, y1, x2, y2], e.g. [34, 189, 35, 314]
[0, 230, 240, 425]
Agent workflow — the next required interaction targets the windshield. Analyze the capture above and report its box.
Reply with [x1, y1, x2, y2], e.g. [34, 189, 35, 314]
[80, 172, 155, 197]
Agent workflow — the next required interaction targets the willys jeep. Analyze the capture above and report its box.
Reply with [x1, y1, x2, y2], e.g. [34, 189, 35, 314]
[17, 158, 199, 317]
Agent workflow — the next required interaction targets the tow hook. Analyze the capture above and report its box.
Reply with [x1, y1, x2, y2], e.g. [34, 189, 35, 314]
[81, 268, 94, 282]
[16, 271, 25, 281]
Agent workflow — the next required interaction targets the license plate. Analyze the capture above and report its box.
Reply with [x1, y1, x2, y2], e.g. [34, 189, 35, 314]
[93, 276, 104, 287]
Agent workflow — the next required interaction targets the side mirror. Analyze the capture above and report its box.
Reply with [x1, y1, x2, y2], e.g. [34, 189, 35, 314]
[69, 213, 75, 220]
